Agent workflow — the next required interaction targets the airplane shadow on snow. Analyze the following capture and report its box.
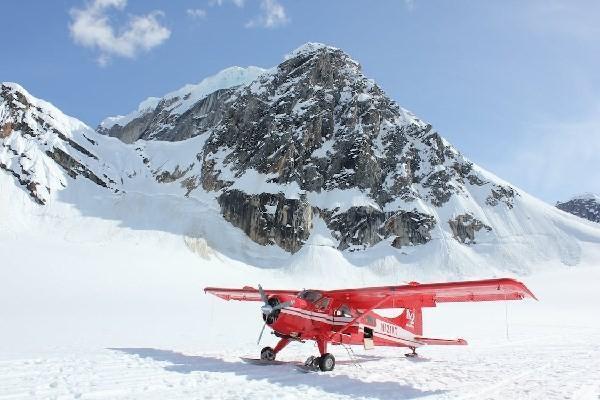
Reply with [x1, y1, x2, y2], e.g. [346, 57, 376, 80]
[112, 348, 446, 400]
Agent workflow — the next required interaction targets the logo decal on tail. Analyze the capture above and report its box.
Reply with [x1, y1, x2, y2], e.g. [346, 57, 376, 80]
[405, 309, 415, 328]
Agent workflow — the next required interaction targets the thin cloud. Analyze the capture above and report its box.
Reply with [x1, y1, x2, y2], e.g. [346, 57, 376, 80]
[246, 0, 289, 29]
[69, 0, 171, 66]
[209, 0, 245, 7]
[522, 0, 600, 41]
[495, 107, 600, 202]
[186, 8, 207, 19]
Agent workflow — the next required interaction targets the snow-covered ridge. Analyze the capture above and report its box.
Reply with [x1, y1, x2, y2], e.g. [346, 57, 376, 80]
[0, 82, 127, 204]
[566, 192, 600, 202]
[99, 66, 266, 130]
[285, 42, 340, 59]
[1, 82, 91, 135]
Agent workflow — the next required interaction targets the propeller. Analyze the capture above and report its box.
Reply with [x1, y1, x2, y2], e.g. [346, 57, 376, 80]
[256, 284, 293, 344]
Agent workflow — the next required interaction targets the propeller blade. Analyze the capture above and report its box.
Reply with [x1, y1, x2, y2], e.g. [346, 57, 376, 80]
[271, 300, 293, 311]
[257, 284, 268, 303]
[257, 321, 267, 345]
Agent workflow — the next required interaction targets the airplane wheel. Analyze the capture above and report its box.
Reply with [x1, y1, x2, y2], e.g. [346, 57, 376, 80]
[319, 353, 335, 371]
[260, 346, 275, 361]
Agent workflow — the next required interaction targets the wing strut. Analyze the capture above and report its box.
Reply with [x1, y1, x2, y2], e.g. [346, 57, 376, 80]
[329, 295, 391, 340]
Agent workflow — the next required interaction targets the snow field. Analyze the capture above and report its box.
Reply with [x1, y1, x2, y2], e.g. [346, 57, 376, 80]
[1, 180, 600, 399]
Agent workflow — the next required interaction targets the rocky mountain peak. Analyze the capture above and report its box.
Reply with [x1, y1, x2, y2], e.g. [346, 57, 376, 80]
[90, 43, 520, 253]
[279, 42, 363, 85]
[191, 44, 518, 252]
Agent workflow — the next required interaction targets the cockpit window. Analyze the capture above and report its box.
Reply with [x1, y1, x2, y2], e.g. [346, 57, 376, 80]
[298, 290, 323, 303]
[314, 297, 331, 310]
[335, 304, 352, 317]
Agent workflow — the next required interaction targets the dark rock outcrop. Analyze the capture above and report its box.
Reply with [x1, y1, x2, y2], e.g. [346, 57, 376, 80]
[99, 89, 233, 143]
[218, 189, 437, 253]
[448, 214, 492, 244]
[486, 184, 518, 209]
[218, 190, 313, 253]
[323, 207, 435, 250]
[557, 195, 600, 223]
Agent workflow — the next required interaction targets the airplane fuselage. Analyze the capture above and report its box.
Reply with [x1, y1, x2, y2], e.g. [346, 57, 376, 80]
[268, 293, 423, 349]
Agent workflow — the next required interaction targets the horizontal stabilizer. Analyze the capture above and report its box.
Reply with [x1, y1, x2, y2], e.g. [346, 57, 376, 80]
[415, 337, 468, 346]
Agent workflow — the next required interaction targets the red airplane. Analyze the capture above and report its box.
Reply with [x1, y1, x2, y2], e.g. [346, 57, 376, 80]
[205, 278, 537, 372]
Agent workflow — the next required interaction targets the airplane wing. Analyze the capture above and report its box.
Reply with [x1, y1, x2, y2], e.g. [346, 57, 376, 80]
[322, 278, 537, 309]
[204, 286, 300, 302]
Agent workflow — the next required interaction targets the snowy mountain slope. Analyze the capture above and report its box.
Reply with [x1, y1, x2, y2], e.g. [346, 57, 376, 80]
[95, 44, 529, 256]
[557, 193, 600, 223]
[2, 44, 600, 278]
[90, 43, 600, 273]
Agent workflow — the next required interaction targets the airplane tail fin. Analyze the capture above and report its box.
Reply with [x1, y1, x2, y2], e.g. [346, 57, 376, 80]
[393, 307, 423, 336]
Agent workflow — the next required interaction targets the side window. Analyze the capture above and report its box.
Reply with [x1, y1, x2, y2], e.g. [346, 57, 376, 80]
[314, 297, 331, 311]
[365, 315, 376, 326]
[335, 304, 352, 317]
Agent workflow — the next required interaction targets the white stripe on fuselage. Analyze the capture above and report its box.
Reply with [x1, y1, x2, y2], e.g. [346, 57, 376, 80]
[280, 307, 351, 325]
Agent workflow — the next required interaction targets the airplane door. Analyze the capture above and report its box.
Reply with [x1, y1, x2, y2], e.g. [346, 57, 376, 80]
[363, 326, 374, 350]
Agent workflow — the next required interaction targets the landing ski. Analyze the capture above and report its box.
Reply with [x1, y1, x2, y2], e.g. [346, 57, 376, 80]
[240, 357, 300, 366]
[295, 364, 320, 373]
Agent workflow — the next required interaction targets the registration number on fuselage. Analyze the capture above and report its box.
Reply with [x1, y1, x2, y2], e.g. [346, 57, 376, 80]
[376, 319, 400, 337]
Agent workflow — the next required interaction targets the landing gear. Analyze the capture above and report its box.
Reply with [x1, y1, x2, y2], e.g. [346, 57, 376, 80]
[304, 355, 320, 369]
[262, 337, 337, 372]
[303, 353, 336, 371]
[303, 338, 336, 372]
[260, 346, 275, 361]
[405, 346, 418, 358]
[319, 353, 335, 371]
[260, 337, 290, 362]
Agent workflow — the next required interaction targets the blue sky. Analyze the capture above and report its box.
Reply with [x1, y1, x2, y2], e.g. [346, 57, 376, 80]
[1, 0, 599, 202]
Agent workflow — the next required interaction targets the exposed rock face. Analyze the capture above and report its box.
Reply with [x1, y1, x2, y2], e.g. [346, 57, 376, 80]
[217, 190, 435, 253]
[1, 122, 12, 138]
[199, 45, 479, 205]
[45, 147, 110, 188]
[448, 214, 492, 244]
[557, 194, 600, 223]
[99, 89, 233, 143]
[154, 163, 194, 183]
[0, 83, 119, 204]
[95, 43, 518, 253]
[486, 184, 518, 209]
[218, 190, 313, 253]
[323, 207, 435, 250]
